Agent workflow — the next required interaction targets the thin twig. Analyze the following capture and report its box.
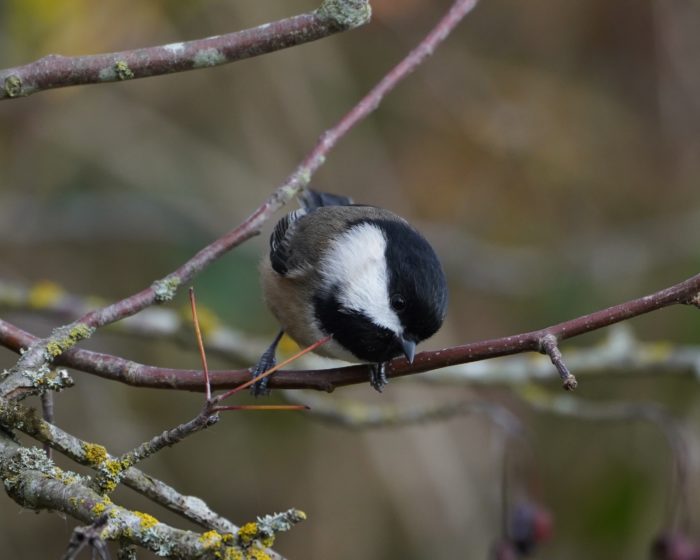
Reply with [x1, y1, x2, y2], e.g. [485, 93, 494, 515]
[41, 392, 54, 460]
[0, 395, 240, 534]
[539, 334, 578, 390]
[93, 332, 328, 491]
[61, 514, 111, 560]
[189, 288, 211, 402]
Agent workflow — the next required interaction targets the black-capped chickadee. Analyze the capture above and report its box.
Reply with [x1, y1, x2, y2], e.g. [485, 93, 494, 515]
[253, 189, 448, 393]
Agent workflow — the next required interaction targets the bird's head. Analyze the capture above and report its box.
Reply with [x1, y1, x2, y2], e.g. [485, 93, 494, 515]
[314, 219, 447, 364]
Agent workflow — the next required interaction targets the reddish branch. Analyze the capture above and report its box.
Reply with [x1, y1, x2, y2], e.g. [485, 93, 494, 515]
[0, 0, 481, 400]
[0, 1, 371, 100]
[2, 272, 698, 392]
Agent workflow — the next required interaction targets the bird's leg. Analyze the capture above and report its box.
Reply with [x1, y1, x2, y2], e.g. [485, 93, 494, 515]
[250, 329, 285, 396]
[369, 362, 389, 393]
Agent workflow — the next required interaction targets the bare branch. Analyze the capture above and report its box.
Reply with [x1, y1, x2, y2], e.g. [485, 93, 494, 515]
[0, 0, 371, 100]
[61, 514, 111, 560]
[5, 283, 700, 389]
[539, 334, 578, 390]
[3, 273, 698, 392]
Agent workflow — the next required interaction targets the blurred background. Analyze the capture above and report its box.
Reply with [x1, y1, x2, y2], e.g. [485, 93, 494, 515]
[1, 0, 699, 558]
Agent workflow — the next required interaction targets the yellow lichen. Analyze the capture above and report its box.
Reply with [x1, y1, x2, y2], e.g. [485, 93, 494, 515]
[83, 443, 108, 465]
[224, 548, 244, 560]
[114, 60, 134, 80]
[259, 534, 275, 548]
[46, 324, 94, 357]
[200, 530, 223, 549]
[237, 523, 258, 546]
[294, 510, 307, 521]
[28, 280, 64, 309]
[92, 500, 109, 515]
[152, 277, 181, 302]
[46, 341, 65, 357]
[55, 470, 78, 484]
[103, 458, 127, 475]
[4, 74, 22, 97]
[69, 324, 93, 341]
[96, 457, 131, 493]
[246, 547, 271, 560]
[133, 511, 158, 530]
[100, 479, 118, 493]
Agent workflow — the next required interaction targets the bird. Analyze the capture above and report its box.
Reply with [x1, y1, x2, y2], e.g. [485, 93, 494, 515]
[252, 189, 448, 394]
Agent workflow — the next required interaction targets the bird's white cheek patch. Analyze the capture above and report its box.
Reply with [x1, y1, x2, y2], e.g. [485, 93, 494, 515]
[319, 222, 402, 334]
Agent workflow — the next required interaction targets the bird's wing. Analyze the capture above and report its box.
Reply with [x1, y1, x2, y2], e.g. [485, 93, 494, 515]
[269, 208, 306, 276]
[270, 190, 372, 276]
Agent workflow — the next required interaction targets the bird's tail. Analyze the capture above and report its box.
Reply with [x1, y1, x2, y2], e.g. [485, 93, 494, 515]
[300, 189, 353, 210]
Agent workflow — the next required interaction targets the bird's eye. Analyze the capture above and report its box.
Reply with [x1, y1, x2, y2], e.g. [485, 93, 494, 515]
[379, 330, 393, 341]
[390, 293, 406, 311]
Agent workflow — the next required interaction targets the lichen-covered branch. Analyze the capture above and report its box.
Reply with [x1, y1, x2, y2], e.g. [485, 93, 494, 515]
[0, 0, 371, 100]
[0, 396, 239, 535]
[0, 439, 299, 558]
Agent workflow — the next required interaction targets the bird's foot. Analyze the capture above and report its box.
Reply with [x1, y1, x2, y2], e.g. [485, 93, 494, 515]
[249, 330, 284, 397]
[369, 362, 389, 393]
[249, 348, 277, 397]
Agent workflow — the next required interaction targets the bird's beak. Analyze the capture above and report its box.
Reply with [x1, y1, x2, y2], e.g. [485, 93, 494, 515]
[400, 337, 416, 364]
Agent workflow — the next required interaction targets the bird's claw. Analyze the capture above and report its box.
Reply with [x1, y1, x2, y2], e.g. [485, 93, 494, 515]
[249, 351, 276, 397]
[369, 363, 389, 393]
[250, 330, 284, 397]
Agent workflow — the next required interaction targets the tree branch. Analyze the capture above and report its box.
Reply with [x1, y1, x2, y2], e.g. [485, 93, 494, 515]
[0, 0, 371, 100]
[2, 273, 698, 392]
[0, 395, 243, 536]
[4, 281, 700, 388]
[0, 438, 291, 559]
